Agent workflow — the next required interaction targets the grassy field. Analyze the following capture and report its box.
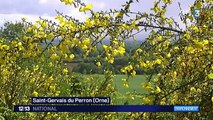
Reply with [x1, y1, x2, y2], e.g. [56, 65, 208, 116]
[113, 75, 148, 105]
[83, 74, 153, 104]
[113, 75, 147, 94]
[91, 74, 149, 105]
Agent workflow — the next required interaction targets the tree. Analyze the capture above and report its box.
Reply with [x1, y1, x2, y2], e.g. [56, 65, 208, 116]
[0, 21, 25, 40]
[0, 0, 212, 119]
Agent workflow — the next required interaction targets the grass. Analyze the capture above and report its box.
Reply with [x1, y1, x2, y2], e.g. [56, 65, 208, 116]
[90, 74, 150, 105]
[113, 75, 147, 94]
[82, 74, 154, 104]
[113, 75, 148, 105]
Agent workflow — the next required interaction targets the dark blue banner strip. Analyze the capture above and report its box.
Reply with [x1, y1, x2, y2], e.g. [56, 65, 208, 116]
[31, 97, 110, 104]
[14, 105, 177, 112]
[14, 105, 199, 112]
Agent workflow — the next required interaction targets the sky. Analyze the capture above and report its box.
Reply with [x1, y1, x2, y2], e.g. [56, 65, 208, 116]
[0, 0, 196, 24]
[0, 0, 195, 39]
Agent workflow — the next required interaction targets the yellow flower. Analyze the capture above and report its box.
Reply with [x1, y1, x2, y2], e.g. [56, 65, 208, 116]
[203, 40, 209, 45]
[143, 97, 151, 104]
[172, 71, 177, 78]
[166, 53, 171, 58]
[117, 46, 125, 56]
[61, 0, 72, 5]
[48, 76, 54, 82]
[192, 26, 199, 33]
[190, 87, 196, 93]
[2, 69, 9, 75]
[33, 65, 39, 71]
[174, 47, 179, 52]
[55, 91, 61, 96]
[82, 38, 90, 45]
[32, 91, 39, 97]
[30, 78, 36, 83]
[155, 86, 161, 93]
[49, 62, 53, 67]
[49, 86, 56, 92]
[103, 45, 108, 50]
[85, 19, 95, 27]
[1, 45, 10, 50]
[122, 79, 129, 88]
[197, 88, 201, 93]
[22, 99, 29, 103]
[131, 70, 136, 76]
[136, 48, 143, 53]
[50, 53, 58, 60]
[124, 82, 129, 88]
[177, 56, 181, 62]
[140, 62, 146, 68]
[211, 97, 213, 103]
[104, 14, 109, 18]
[120, 68, 126, 73]
[68, 54, 75, 61]
[162, 0, 172, 4]
[181, 62, 186, 67]
[143, 82, 152, 90]
[108, 57, 114, 64]
[17, 42, 22, 46]
[115, 12, 120, 17]
[80, 4, 93, 12]
[96, 62, 101, 67]
[60, 44, 69, 53]
[155, 59, 162, 65]
[63, 68, 69, 74]
[156, 36, 162, 41]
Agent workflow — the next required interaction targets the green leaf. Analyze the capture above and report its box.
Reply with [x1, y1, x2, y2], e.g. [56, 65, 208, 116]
[0, 115, 5, 120]
[208, 73, 213, 79]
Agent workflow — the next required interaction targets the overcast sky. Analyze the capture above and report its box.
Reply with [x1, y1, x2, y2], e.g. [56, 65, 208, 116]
[0, 0, 195, 39]
[0, 0, 195, 24]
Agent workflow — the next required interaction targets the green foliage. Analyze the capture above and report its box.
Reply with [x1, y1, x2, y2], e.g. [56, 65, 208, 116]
[0, 21, 25, 40]
[72, 62, 102, 74]
[208, 73, 213, 79]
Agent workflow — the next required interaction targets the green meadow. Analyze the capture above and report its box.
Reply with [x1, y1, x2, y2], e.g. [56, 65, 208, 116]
[86, 74, 150, 105]
[113, 75, 148, 105]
